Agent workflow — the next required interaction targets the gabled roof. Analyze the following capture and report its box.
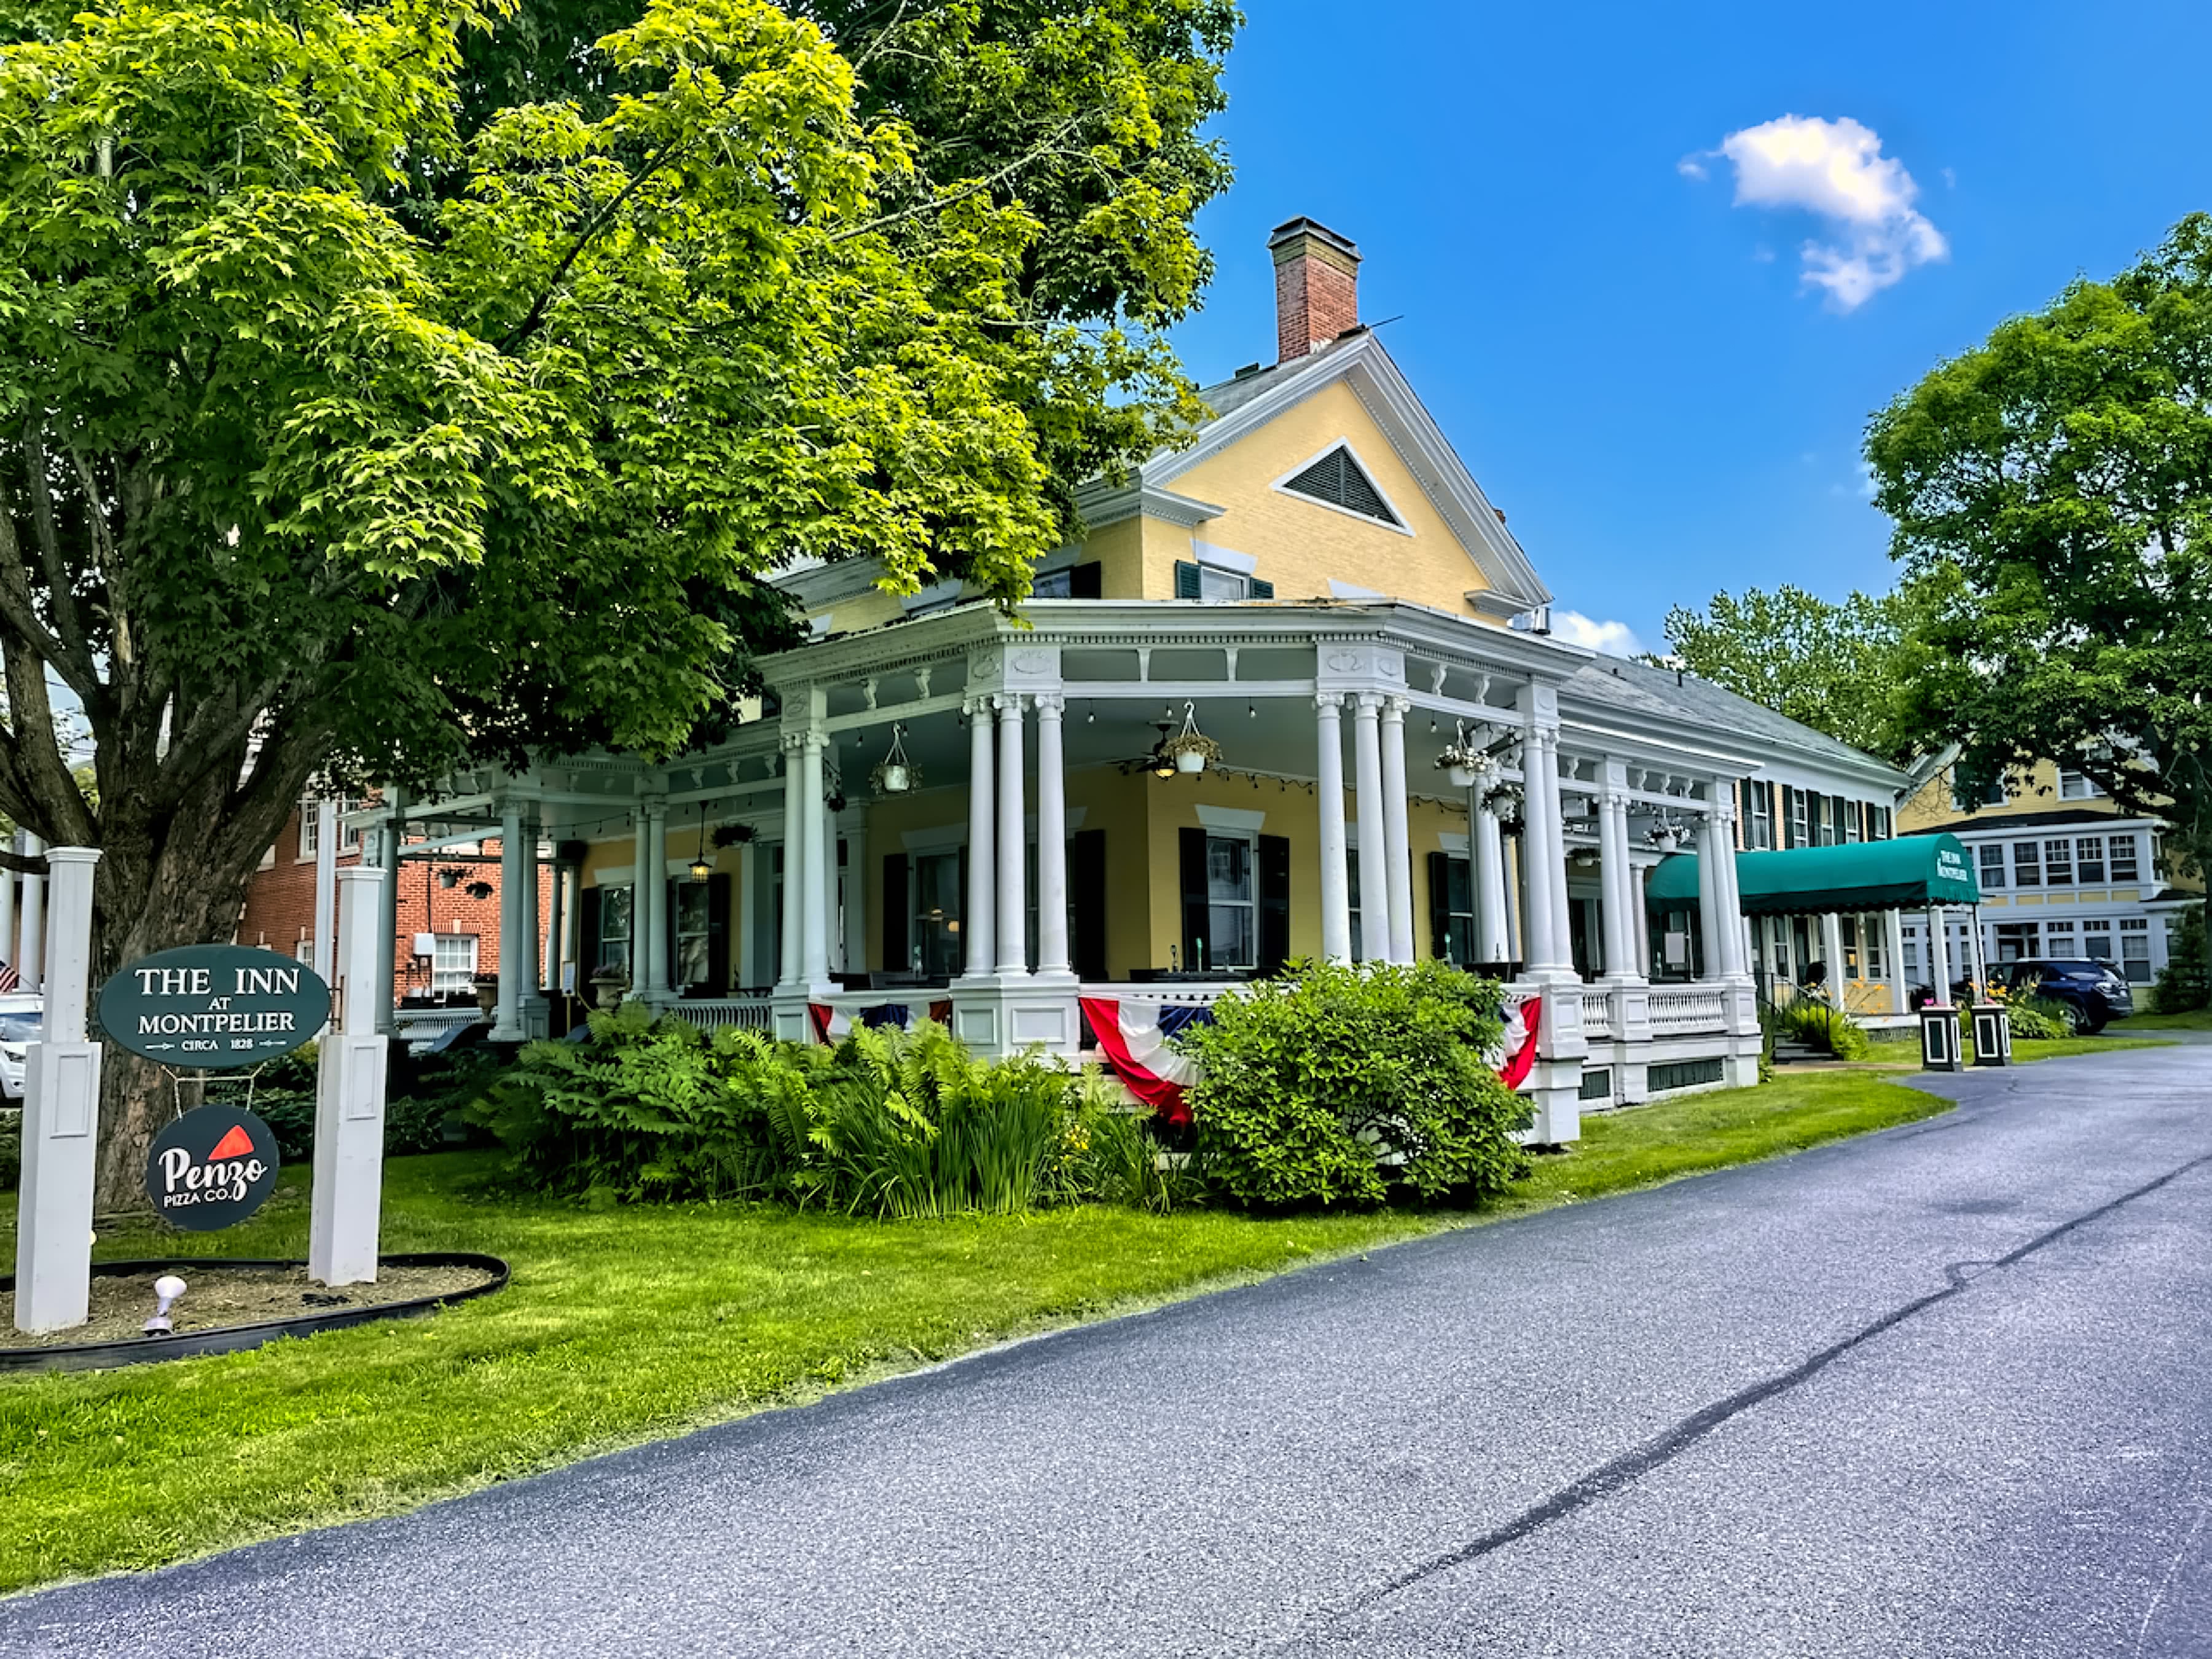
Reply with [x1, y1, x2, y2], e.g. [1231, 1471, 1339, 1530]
[1080, 329, 1553, 615]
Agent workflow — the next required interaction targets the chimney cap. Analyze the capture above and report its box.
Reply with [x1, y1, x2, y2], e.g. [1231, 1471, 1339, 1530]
[1267, 216, 1360, 263]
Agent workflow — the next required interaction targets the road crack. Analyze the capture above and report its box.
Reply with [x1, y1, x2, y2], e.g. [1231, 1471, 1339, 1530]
[1309, 1150, 2212, 1636]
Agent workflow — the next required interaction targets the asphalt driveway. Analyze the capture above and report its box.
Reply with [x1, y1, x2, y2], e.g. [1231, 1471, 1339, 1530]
[5, 1045, 2211, 1657]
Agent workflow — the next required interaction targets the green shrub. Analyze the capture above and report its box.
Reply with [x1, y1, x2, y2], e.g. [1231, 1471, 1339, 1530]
[1056, 1067, 1204, 1214]
[1179, 958, 1530, 1211]
[1773, 1000, 1871, 1060]
[2155, 903, 2208, 1013]
[0, 1110, 18, 1193]
[243, 1041, 503, 1163]
[1986, 993, 2068, 1040]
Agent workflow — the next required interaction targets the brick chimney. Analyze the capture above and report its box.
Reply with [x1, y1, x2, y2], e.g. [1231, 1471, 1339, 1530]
[1269, 218, 1361, 363]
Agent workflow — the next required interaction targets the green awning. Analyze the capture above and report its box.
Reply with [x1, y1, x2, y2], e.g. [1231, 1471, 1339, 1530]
[1645, 833, 1981, 916]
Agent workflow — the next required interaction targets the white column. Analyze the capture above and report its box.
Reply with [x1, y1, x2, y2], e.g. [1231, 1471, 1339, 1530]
[17, 832, 45, 992]
[1504, 830, 1525, 965]
[1885, 908, 1908, 1013]
[1711, 796, 1749, 980]
[490, 802, 527, 1040]
[1034, 694, 1072, 978]
[995, 694, 1028, 975]
[1314, 694, 1352, 962]
[962, 699, 996, 977]
[518, 812, 541, 1021]
[818, 793, 839, 975]
[311, 796, 339, 985]
[1693, 810, 1724, 981]
[1967, 904, 1991, 1000]
[1379, 696, 1415, 963]
[1536, 737, 1575, 971]
[1518, 732, 1565, 974]
[642, 800, 670, 995]
[375, 802, 401, 1034]
[842, 820, 869, 978]
[1597, 786, 1637, 981]
[13, 845, 101, 1334]
[737, 839, 759, 990]
[1630, 861, 1652, 980]
[799, 735, 831, 982]
[1927, 905, 1953, 1004]
[779, 748, 805, 987]
[1473, 791, 1508, 967]
[1822, 912, 1846, 1007]
[311, 865, 391, 1287]
[1351, 694, 1389, 962]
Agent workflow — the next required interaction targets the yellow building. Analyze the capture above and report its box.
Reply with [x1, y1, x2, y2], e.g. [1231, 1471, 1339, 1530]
[360, 219, 1910, 1142]
[1895, 748, 2195, 989]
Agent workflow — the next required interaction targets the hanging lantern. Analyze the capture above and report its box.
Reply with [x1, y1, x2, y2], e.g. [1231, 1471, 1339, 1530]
[872, 723, 920, 796]
[689, 802, 713, 882]
[1159, 701, 1222, 776]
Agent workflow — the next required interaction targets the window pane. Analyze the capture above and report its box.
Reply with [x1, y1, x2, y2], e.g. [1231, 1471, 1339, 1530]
[2084, 924, 2114, 961]
[2075, 836, 2105, 884]
[2012, 842, 2041, 886]
[1031, 569, 1073, 598]
[2042, 839, 2073, 884]
[1205, 902, 1255, 969]
[913, 852, 962, 978]
[2109, 835, 2139, 882]
[1978, 845, 2007, 889]
[1198, 566, 1246, 602]
[1206, 836, 1252, 901]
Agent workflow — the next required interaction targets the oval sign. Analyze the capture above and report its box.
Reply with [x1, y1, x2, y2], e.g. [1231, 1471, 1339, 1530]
[96, 945, 329, 1069]
[144, 1104, 281, 1230]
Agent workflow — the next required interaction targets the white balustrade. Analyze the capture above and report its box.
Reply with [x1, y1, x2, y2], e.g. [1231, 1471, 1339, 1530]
[664, 998, 775, 1033]
[1645, 986, 1730, 1035]
[1579, 989, 1615, 1041]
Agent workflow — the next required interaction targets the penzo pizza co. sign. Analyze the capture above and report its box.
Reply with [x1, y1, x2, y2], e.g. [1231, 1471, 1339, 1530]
[95, 944, 330, 1069]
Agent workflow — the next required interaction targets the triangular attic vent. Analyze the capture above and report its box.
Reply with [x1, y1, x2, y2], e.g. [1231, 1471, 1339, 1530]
[1282, 445, 1400, 527]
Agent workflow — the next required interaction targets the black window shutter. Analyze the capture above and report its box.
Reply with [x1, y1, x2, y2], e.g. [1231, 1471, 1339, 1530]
[1072, 830, 1108, 980]
[1174, 560, 1201, 600]
[882, 853, 909, 971]
[1068, 560, 1103, 598]
[1258, 834, 1290, 975]
[581, 886, 602, 975]
[707, 872, 731, 991]
[1179, 827, 1209, 970]
[1248, 576, 1274, 600]
[1427, 850, 1452, 962]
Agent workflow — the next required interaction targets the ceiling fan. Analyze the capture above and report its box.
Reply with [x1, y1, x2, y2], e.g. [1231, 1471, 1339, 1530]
[1114, 718, 1182, 779]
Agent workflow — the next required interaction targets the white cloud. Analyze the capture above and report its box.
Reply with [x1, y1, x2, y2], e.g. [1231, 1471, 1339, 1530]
[1685, 114, 1947, 310]
[1551, 610, 1644, 657]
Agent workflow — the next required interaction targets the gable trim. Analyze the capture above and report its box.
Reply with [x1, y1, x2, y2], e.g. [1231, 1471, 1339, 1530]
[1269, 439, 1415, 538]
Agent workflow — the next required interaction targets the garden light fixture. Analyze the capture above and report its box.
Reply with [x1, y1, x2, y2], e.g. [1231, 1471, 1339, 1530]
[144, 1273, 187, 1336]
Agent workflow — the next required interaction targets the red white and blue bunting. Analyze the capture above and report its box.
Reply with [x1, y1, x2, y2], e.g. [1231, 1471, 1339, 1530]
[809, 1000, 955, 1044]
[1078, 997, 1214, 1124]
[1494, 995, 1542, 1091]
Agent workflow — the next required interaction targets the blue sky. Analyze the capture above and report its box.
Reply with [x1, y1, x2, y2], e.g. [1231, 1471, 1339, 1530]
[1167, 0, 2212, 656]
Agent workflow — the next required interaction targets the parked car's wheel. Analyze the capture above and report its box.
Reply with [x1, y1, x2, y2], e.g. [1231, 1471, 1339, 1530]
[2082, 1010, 2109, 1035]
[2058, 1001, 2087, 1035]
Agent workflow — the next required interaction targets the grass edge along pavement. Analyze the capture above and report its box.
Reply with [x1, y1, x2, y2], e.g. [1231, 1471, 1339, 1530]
[0, 1070, 1948, 1595]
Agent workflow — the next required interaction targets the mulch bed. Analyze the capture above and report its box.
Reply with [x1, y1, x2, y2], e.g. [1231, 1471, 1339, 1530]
[0, 1261, 495, 1349]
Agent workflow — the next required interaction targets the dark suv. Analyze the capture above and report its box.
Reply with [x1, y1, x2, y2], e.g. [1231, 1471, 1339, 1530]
[2001, 958, 2136, 1033]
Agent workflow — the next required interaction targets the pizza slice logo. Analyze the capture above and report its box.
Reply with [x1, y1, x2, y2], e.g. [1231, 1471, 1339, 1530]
[206, 1123, 256, 1162]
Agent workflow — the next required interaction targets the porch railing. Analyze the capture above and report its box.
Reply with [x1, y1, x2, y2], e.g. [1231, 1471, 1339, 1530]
[393, 1007, 482, 1051]
[1078, 981, 1246, 1010]
[1645, 986, 1730, 1035]
[664, 997, 774, 1034]
[1579, 989, 1615, 1041]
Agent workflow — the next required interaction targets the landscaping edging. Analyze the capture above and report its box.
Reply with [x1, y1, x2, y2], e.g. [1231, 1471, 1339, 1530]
[0, 1252, 509, 1375]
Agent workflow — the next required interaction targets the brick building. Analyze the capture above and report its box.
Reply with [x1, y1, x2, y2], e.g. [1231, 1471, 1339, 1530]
[237, 802, 550, 1005]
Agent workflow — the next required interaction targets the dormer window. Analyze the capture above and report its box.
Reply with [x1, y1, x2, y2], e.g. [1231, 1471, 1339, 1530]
[1277, 442, 1403, 528]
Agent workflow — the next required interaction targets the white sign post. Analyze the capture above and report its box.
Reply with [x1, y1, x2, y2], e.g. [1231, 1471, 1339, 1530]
[12, 845, 103, 1335]
[309, 865, 388, 1286]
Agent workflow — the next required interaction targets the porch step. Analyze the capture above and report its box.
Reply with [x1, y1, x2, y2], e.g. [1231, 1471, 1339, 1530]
[1771, 1040, 1826, 1064]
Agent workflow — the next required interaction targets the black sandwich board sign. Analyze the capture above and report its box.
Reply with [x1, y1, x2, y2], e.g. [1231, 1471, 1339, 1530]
[144, 1104, 281, 1229]
[95, 944, 329, 1069]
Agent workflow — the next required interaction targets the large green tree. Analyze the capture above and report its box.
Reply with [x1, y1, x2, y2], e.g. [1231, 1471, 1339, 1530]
[0, 0, 1231, 1206]
[1866, 213, 2212, 868]
[1656, 584, 1925, 758]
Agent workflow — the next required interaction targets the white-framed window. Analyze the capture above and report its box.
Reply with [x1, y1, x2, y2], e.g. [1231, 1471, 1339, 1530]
[1843, 801, 1863, 844]
[596, 885, 633, 972]
[2075, 836, 2106, 885]
[911, 849, 962, 979]
[1866, 804, 1892, 841]
[1901, 922, 1921, 977]
[1201, 833, 1258, 971]
[297, 796, 363, 859]
[2058, 768, 2104, 799]
[2109, 834, 2141, 884]
[1746, 782, 1774, 850]
[2083, 920, 2114, 962]
[2121, 917, 2152, 982]
[2043, 837, 2074, 887]
[2012, 841, 2042, 887]
[1789, 788, 1810, 848]
[431, 933, 479, 995]
[1977, 844, 2007, 890]
[672, 880, 713, 991]
[1953, 772, 2007, 810]
[2044, 920, 2077, 955]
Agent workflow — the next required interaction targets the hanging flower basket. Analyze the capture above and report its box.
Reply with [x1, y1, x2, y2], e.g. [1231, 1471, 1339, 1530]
[1436, 721, 1500, 790]
[712, 823, 755, 849]
[1486, 783, 1525, 833]
[1159, 703, 1221, 775]
[872, 724, 921, 796]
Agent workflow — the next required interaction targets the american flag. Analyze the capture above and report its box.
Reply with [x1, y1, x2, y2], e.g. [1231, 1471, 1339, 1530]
[0, 962, 20, 994]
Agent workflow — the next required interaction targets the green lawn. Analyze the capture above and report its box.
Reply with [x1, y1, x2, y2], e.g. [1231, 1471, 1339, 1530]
[1981, 1035, 2174, 1064]
[2111, 1008, 2212, 1032]
[0, 1070, 1945, 1593]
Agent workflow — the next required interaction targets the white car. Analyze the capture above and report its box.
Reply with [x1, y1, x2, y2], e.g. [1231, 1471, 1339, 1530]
[0, 994, 44, 1102]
